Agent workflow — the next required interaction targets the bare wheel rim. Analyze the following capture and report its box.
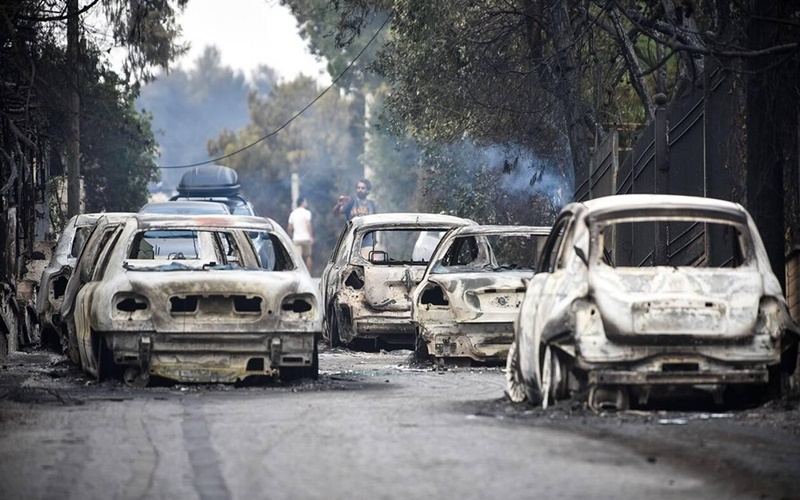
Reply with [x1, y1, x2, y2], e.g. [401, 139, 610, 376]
[505, 341, 526, 403]
[550, 348, 564, 401]
[540, 345, 552, 410]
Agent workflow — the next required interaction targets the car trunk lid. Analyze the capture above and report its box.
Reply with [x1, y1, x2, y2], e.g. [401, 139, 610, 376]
[363, 265, 426, 311]
[591, 266, 762, 341]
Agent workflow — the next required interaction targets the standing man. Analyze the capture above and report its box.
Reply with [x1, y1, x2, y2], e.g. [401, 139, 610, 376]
[288, 197, 314, 271]
[333, 178, 378, 220]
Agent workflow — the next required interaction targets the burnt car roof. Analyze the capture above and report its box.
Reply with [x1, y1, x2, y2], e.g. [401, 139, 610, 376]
[443, 225, 551, 237]
[575, 194, 748, 222]
[349, 213, 476, 230]
[133, 213, 276, 232]
[74, 212, 135, 227]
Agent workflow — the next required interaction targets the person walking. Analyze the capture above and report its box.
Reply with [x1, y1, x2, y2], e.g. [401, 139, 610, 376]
[288, 197, 314, 271]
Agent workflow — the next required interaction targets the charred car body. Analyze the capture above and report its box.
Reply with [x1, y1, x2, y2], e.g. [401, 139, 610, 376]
[61, 214, 320, 386]
[506, 194, 799, 410]
[321, 213, 475, 349]
[412, 225, 550, 363]
[36, 213, 133, 348]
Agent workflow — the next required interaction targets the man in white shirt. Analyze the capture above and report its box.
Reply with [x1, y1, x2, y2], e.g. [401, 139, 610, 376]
[287, 197, 314, 271]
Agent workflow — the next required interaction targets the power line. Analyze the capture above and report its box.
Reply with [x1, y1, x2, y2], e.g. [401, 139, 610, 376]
[158, 11, 393, 170]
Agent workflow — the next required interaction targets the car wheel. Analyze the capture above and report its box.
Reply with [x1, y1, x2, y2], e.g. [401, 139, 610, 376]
[540, 345, 553, 409]
[548, 346, 572, 402]
[63, 324, 80, 365]
[327, 308, 340, 348]
[506, 341, 534, 403]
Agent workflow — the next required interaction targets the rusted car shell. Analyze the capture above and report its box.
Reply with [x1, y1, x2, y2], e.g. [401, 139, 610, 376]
[36, 213, 133, 337]
[63, 214, 321, 384]
[412, 225, 550, 362]
[321, 213, 476, 347]
[509, 194, 799, 408]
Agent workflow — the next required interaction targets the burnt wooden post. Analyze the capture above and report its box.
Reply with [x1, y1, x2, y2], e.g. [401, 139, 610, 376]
[653, 93, 669, 265]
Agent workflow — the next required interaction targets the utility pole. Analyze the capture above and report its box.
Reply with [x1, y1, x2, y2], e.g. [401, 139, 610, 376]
[66, 0, 81, 217]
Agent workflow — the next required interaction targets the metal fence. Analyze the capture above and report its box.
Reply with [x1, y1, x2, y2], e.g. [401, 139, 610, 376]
[575, 65, 741, 268]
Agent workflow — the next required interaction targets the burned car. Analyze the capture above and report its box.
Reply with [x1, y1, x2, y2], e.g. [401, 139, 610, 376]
[506, 194, 799, 410]
[61, 214, 320, 386]
[412, 225, 550, 364]
[36, 212, 133, 348]
[321, 213, 475, 349]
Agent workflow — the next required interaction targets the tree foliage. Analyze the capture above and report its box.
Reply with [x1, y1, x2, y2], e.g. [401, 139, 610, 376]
[1, 0, 190, 236]
[311, 0, 798, 183]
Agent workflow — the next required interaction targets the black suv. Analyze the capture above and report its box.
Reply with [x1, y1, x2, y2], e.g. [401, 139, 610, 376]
[170, 165, 257, 216]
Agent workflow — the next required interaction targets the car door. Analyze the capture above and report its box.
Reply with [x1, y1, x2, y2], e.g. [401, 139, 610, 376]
[517, 213, 575, 384]
[321, 221, 352, 311]
[73, 224, 126, 375]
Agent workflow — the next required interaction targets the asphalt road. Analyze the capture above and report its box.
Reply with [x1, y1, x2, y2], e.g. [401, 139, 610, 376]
[0, 347, 799, 500]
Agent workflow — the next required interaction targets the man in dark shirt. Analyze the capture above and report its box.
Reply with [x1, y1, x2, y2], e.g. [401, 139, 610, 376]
[333, 178, 378, 220]
[334, 178, 379, 252]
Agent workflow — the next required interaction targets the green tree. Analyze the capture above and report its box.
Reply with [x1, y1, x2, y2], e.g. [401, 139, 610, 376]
[1, 0, 190, 223]
[310, 0, 798, 186]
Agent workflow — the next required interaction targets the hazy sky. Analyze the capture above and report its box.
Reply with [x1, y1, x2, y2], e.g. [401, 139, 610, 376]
[174, 0, 330, 84]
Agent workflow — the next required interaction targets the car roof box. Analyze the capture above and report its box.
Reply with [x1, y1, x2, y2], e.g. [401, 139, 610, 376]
[177, 165, 241, 197]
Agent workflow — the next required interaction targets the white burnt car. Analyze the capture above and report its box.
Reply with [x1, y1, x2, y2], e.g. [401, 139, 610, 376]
[321, 213, 475, 348]
[60, 214, 321, 386]
[506, 194, 799, 410]
[36, 213, 133, 348]
[412, 225, 550, 363]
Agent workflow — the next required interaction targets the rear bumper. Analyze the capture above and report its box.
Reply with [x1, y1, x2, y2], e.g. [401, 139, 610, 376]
[419, 323, 513, 361]
[103, 331, 316, 383]
[335, 302, 415, 342]
[589, 368, 768, 386]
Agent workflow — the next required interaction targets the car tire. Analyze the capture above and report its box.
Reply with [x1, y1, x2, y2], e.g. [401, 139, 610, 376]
[540, 345, 553, 409]
[506, 341, 535, 403]
[63, 324, 80, 365]
[327, 308, 340, 348]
